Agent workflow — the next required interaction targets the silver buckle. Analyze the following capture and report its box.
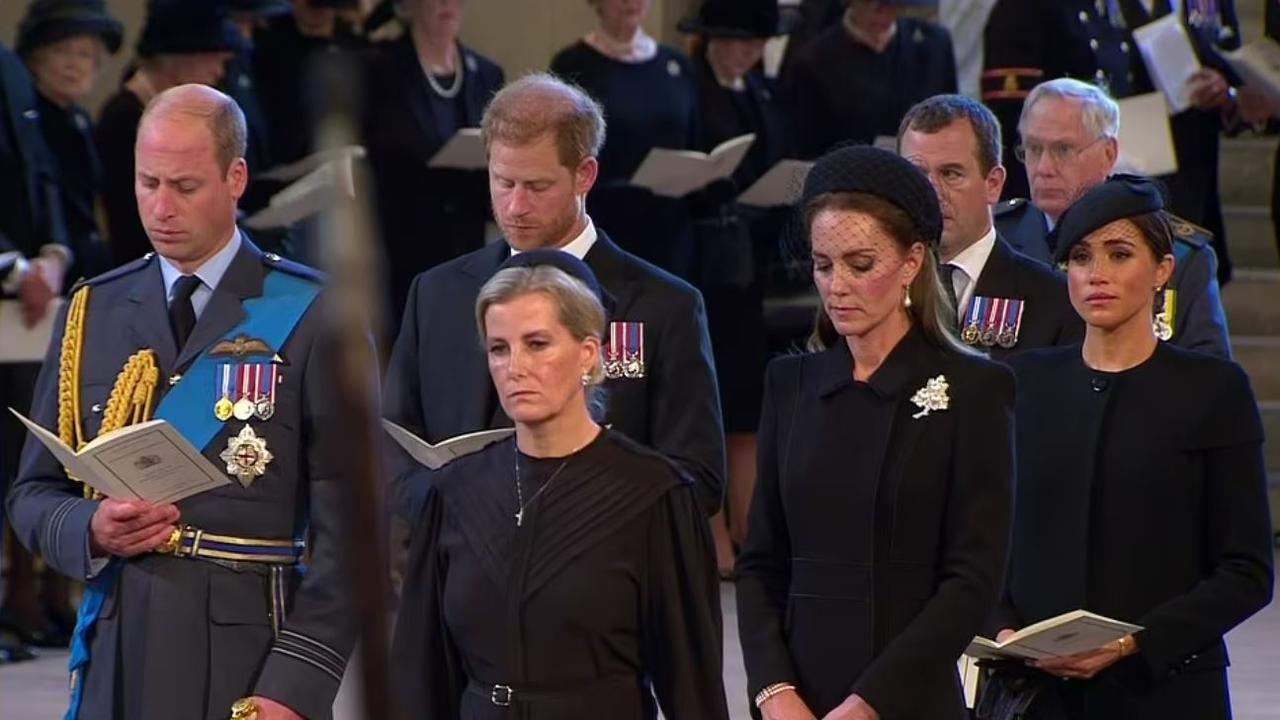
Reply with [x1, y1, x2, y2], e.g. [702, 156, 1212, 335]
[490, 684, 513, 706]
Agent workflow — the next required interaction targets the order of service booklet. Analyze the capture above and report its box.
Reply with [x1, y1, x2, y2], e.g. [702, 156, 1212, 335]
[11, 409, 229, 504]
[630, 133, 757, 198]
[965, 610, 1143, 661]
[383, 419, 514, 471]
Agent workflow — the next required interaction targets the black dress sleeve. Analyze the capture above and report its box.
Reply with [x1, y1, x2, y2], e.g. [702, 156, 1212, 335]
[391, 485, 465, 720]
[735, 359, 802, 698]
[641, 483, 731, 720]
[1134, 361, 1274, 680]
[853, 361, 1015, 717]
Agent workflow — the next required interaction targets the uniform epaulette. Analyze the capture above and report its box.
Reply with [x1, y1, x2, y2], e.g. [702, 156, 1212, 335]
[994, 198, 1029, 218]
[261, 251, 326, 284]
[1167, 214, 1211, 248]
[73, 252, 157, 292]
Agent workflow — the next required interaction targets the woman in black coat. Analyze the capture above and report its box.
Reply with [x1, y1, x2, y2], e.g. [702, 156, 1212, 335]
[987, 175, 1274, 720]
[736, 146, 1014, 720]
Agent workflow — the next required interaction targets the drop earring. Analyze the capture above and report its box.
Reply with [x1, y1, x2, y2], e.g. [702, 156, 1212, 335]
[903, 286, 912, 309]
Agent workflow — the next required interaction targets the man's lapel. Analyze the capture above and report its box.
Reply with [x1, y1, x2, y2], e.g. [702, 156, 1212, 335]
[174, 240, 265, 371]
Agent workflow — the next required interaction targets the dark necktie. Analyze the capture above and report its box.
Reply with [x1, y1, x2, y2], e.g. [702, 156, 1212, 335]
[169, 275, 201, 350]
[940, 263, 960, 318]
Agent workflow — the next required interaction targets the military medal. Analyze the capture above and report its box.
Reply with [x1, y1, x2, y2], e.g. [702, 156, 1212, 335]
[622, 322, 645, 378]
[960, 297, 982, 346]
[214, 364, 235, 421]
[997, 299, 1025, 349]
[220, 424, 274, 487]
[979, 298, 999, 347]
[232, 365, 255, 420]
[605, 322, 625, 379]
[253, 364, 277, 421]
[1153, 288, 1177, 341]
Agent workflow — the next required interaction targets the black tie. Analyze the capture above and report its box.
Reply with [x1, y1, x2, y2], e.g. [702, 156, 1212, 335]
[940, 263, 960, 316]
[169, 275, 201, 350]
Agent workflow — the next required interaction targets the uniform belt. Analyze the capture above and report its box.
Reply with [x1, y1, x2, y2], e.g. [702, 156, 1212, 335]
[154, 525, 304, 565]
[465, 675, 640, 707]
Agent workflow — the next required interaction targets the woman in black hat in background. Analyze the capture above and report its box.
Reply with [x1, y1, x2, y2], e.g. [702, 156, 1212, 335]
[392, 250, 729, 720]
[736, 146, 1013, 720]
[678, 0, 796, 577]
[984, 176, 1273, 720]
[363, 0, 504, 337]
[16, 0, 122, 281]
[95, 0, 240, 265]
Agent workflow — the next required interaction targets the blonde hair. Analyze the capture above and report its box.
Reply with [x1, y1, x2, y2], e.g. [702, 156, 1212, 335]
[804, 192, 978, 357]
[476, 265, 609, 417]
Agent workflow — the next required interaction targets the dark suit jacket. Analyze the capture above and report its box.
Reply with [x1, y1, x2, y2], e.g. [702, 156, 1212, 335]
[998, 345, 1273, 719]
[6, 237, 360, 719]
[0, 43, 68, 262]
[970, 235, 1084, 362]
[364, 36, 504, 328]
[383, 232, 725, 519]
[994, 200, 1231, 358]
[736, 329, 1013, 719]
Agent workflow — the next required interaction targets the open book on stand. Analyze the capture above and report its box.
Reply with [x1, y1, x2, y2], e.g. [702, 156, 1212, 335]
[965, 610, 1142, 661]
[630, 134, 756, 198]
[11, 409, 229, 504]
[383, 420, 513, 470]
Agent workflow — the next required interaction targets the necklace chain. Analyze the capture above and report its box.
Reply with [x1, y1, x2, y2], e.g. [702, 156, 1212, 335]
[513, 439, 590, 526]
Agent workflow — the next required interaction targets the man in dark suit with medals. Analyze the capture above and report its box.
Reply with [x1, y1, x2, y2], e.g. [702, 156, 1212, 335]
[6, 84, 361, 720]
[383, 73, 725, 522]
[898, 94, 1083, 361]
[994, 78, 1231, 358]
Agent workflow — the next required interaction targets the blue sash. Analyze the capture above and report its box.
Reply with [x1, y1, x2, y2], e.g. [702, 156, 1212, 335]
[65, 270, 321, 719]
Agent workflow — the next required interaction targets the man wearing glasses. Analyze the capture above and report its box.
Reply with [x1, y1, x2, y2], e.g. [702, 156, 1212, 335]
[996, 77, 1230, 358]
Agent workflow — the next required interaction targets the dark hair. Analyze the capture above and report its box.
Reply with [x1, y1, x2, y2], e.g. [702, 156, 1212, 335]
[804, 191, 968, 354]
[897, 94, 1003, 175]
[1125, 211, 1174, 260]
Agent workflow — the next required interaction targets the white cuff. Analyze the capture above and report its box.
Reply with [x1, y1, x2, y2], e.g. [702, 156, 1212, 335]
[2, 256, 30, 294]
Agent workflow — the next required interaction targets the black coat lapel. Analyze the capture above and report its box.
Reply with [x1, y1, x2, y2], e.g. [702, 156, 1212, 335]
[459, 45, 488, 126]
[458, 242, 511, 430]
[972, 236, 1018, 299]
[124, 258, 178, 371]
[583, 233, 641, 319]
[396, 35, 443, 150]
[173, 239, 264, 371]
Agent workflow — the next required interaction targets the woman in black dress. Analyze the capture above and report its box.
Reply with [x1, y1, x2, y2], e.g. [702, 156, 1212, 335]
[678, 0, 795, 574]
[985, 176, 1274, 720]
[736, 146, 1014, 720]
[550, 0, 700, 278]
[391, 250, 729, 720]
[364, 0, 504, 334]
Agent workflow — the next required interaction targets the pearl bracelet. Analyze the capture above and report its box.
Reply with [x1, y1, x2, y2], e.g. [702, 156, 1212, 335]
[754, 682, 797, 708]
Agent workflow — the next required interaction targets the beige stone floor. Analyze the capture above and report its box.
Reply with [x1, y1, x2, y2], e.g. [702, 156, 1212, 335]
[3, 566, 1278, 719]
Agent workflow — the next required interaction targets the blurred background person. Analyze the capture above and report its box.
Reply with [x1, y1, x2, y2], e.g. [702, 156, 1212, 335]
[551, 0, 701, 279]
[737, 146, 1012, 720]
[678, 0, 795, 577]
[0, 0, 122, 658]
[364, 0, 504, 339]
[988, 175, 1273, 719]
[96, 0, 239, 265]
[784, 0, 956, 158]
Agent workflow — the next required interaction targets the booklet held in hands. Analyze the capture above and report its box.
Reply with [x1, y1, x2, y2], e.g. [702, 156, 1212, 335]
[383, 420, 514, 470]
[11, 409, 229, 505]
[630, 134, 756, 198]
[965, 610, 1142, 661]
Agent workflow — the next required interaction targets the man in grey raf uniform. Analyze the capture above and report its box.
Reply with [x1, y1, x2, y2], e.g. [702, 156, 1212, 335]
[6, 84, 358, 719]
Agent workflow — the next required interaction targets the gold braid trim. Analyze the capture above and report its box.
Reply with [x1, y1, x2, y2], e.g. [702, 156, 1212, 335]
[55, 286, 160, 500]
[57, 286, 91, 451]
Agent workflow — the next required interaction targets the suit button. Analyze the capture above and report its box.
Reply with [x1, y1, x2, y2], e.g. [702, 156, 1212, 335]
[1090, 39, 1099, 51]
[1121, 41, 1131, 52]
[1079, 10, 1089, 22]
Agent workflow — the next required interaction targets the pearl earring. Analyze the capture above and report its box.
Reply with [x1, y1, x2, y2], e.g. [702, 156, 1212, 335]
[903, 286, 912, 309]
[581, 372, 591, 386]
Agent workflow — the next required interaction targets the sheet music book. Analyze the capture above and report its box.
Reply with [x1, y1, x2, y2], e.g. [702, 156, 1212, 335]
[737, 159, 814, 208]
[630, 134, 756, 198]
[1116, 93, 1179, 176]
[427, 128, 486, 170]
[383, 420, 513, 470]
[1133, 14, 1203, 113]
[257, 145, 366, 182]
[244, 157, 356, 230]
[0, 298, 63, 363]
[12, 410, 230, 504]
[965, 610, 1142, 661]
[1226, 39, 1280, 110]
